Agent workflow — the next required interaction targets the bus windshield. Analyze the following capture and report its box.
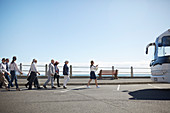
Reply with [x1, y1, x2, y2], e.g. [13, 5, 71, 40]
[162, 36, 170, 46]
[158, 46, 170, 57]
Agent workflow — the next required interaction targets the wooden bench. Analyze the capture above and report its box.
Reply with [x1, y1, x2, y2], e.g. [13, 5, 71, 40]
[98, 69, 118, 79]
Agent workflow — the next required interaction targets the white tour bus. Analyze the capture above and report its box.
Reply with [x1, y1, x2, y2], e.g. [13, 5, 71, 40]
[146, 29, 170, 82]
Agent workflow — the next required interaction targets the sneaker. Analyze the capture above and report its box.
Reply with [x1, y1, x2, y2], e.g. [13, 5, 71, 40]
[6, 88, 9, 91]
[58, 85, 61, 87]
[63, 86, 67, 89]
[43, 85, 47, 89]
[87, 86, 90, 88]
[28, 88, 32, 90]
[16, 88, 21, 91]
[25, 84, 28, 88]
[52, 86, 56, 89]
[37, 87, 42, 89]
[96, 86, 100, 88]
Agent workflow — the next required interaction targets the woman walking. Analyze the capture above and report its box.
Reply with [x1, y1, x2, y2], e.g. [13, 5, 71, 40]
[9, 56, 23, 91]
[27, 59, 41, 90]
[87, 60, 100, 88]
[54, 61, 60, 87]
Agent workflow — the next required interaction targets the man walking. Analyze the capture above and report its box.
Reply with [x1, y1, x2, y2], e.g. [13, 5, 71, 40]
[63, 61, 69, 89]
[43, 59, 56, 89]
[0, 58, 10, 90]
[5, 58, 13, 88]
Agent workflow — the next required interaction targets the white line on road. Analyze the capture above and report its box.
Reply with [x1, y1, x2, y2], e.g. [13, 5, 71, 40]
[60, 90, 70, 93]
[148, 84, 161, 89]
[117, 85, 120, 91]
[74, 86, 86, 89]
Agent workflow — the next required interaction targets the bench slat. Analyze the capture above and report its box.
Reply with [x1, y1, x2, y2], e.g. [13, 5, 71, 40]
[100, 70, 116, 75]
[98, 69, 118, 79]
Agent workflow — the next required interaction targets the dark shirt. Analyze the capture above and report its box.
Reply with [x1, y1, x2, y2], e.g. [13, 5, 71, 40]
[63, 64, 69, 75]
[6, 63, 9, 71]
[55, 65, 59, 75]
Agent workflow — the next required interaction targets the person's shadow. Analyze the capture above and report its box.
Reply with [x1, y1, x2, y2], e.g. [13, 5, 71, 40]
[128, 89, 170, 100]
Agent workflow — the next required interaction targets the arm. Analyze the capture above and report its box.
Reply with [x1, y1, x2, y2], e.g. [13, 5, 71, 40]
[55, 66, 58, 73]
[0, 63, 7, 73]
[95, 65, 98, 71]
[9, 63, 11, 71]
[66, 66, 69, 75]
[33, 63, 40, 75]
[49, 64, 52, 75]
[15, 63, 22, 74]
[0, 64, 10, 75]
[63, 65, 68, 75]
[0, 70, 4, 75]
[92, 65, 98, 71]
[49, 64, 54, 76]
[56, 67, 59, 74]
[0, 64, 4, 74]
[27, 64, 31, 76]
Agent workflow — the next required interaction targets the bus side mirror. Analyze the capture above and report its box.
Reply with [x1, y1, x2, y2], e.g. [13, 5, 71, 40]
[146, 42, 155, 54]
[146, 48, 148, 54]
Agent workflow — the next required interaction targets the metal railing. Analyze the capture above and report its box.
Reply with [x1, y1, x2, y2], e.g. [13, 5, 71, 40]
[18, 63, 151, 77]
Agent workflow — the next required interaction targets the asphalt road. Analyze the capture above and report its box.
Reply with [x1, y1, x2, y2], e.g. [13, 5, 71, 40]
[0, 84, 170, 113]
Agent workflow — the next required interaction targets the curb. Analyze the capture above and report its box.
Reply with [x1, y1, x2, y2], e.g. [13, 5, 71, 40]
[16, 82, 166, 86]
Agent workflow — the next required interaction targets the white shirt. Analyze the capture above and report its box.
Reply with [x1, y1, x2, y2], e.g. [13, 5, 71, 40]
[9, 62, 20, 72]
[90, 65, 98, 72]
[0, 63, 7, 73]
[48, 63, 55, 76]
[29, 63, 38, 73]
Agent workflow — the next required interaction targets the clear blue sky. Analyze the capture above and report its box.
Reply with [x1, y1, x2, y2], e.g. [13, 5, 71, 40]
[0, 0, 170, 65]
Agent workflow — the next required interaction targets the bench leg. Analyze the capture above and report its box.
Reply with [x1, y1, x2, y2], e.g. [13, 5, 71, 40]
[98, 74, 102, 79]
[111, 75, 114, 80]
[115, 70, 118, 79]
[115, 75, 118, 79]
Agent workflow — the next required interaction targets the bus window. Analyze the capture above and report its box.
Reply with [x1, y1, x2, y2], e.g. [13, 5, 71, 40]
[165, 46, 170, 56]
[158, 46, 170, 57]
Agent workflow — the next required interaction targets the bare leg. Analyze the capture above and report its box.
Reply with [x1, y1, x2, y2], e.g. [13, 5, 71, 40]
[95, 79, 98, 87]
[87, 79, 92, 86]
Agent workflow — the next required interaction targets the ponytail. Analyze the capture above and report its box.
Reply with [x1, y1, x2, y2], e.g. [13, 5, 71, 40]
[11, 56, 16, 64]
[32, 59, 35, 64]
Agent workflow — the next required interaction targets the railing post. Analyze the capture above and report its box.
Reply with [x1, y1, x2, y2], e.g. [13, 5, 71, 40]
[70, 65, 72, 78]
[112, 66, 114, 71]
[20, 63, 22, 76]
[131, 66, 133, 77]
[45, 64, 48, 76]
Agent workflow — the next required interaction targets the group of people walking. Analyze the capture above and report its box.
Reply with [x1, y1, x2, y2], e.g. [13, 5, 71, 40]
[0, 56, 22, 91]
[0, 56, 99, 91]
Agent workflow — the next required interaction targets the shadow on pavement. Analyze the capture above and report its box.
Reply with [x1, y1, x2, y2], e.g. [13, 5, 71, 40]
[0, 87, 64, 92]
[128, 89, 170, 100]
[72, 88, 87, 90]
[97, 78, 115, 80]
